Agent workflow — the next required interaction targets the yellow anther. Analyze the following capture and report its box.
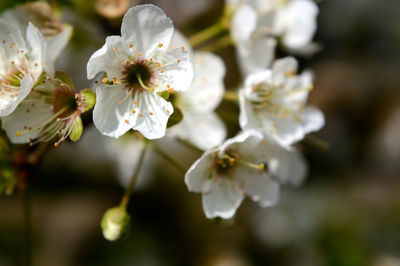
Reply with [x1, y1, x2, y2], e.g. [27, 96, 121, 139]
[167, 88, 175, 93]
[102, 78, 108, 83]
[134, 101, 138, 105]
[158, 43, 163, 48]
[181, 46, 185, 50]
[131, 109, 136, 114]
[137, 53, 142, 57]
[149, 112, 153, 115]
[34, 62, 38, 67]
[129, 44, 133, 48]
[113, 48, 117, 52]
[139, 113, 143, 117]
[16, 131, 21, 137]
[124, 119, 129, 124]
[177, 59, 181, 63]
[118, 101, 123, 104]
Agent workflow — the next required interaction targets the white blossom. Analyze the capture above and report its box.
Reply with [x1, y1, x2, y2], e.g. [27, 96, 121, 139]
[167, 31, 227, 150]
[87, 4, 193, 139]
[0, 21, 50, 117]
[1, 1, 73, 63]
[239, 56, 324, 147]
[1, 73, 94, 146]
[185, 130, 306, 219]
[228, 0, 318, 74]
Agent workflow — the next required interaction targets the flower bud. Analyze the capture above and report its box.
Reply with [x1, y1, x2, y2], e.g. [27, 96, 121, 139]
[101, 206, 130, 241]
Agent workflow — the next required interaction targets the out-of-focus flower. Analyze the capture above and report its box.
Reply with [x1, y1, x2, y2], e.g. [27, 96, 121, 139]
[239, 57, 324, 147]
[227, 0, 318, 74]
[185, 130, 305, 219]
[87, 5, 193, 139]
[0, 22, 50, 117]
[1, 1, 73, 63]
[95, 0, 130, 19]
[2, 72, 95, 146]
[167, 31, 226, 150]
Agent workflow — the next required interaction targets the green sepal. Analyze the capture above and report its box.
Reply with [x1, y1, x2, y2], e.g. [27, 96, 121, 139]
[158, 91, 170, 101]
[79, 89, 96, 113]
[167, 106, 183, 128]
[55, 70, 74, 88]
[69, 116, 83, 142]
[32, 72, 46, 88]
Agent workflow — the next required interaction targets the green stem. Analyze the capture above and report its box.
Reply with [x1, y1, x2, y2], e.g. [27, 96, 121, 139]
[189, 22, 227, 48]
[120, 144, 147, 208]
[200, 34, 233, 52]
[304, 135, 330, 152]
[223, 91, 239, 102]
[23, 185, 32, 266]
[151, 145, 186, 173]
[177, 138, 203, 153]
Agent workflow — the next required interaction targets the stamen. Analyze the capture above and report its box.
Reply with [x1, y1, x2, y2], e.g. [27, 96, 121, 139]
[136, 72, 154, 92]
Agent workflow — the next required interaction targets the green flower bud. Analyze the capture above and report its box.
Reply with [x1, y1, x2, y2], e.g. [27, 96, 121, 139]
[101, 206, 130, 241]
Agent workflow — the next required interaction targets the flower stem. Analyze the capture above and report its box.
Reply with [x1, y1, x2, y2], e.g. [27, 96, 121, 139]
[200, 34, 233, 52]
[223, 91, 239, 102]
[177, 138, 203, 153]
[151, 144, 186, 173]
[304, 135, 330, 152]
[120, 144, 147, 208]
[189, 22, 227, 48]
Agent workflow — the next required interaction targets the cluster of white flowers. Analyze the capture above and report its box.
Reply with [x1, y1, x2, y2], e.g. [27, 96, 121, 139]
[0, 2, 324, 225]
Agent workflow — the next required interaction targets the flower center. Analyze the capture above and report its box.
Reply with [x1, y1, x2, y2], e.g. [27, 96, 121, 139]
[122, 62, 152, 91]
[53, 86, 78, 118]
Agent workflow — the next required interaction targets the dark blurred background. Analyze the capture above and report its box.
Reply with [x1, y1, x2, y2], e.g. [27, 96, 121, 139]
[0, 0, 400, 265]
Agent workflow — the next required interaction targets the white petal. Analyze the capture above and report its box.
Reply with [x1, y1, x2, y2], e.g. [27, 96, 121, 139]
[92, 84, 133, 138]
[231, 4, 257, 44]
[26, 22, 48, 79]
[121, 4, 173, 57]
[277, 0, 318, 49]
[179, 52, 225, 113]
[184, 150, 215, 193]
[244, 70, 272, 88]
[169, 30, 193, 56]
[239, 89, 263, 133]
[87, 35, 127, 80]
[131, 91, 173, 139]
[202, 178, 244, 219]
[301, 106, 325, 133]
[1, 90, 53, 143]
[270, 148, 307, 186]
[46, 24, 73, 63]
[152, 48, 193, 92]
[0, 75, 32, 117]
[171, 112, 227, 150]
[235, 166, 280, 208]
[236, 37, 276, 75]
[272, 56, 298, 85]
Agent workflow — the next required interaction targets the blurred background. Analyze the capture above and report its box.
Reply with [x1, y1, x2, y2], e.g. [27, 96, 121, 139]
[1, 0, 400, 265]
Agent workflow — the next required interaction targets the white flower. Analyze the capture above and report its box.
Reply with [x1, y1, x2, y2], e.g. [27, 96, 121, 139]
[1, 73, 94, 146]
[239, 56, 324, 147]
[185, 130, 306, 219]
[1, 1, 73, 63]
[0, 21, 50, 117]
[228, 0, 318, 74]
[87, 4, 193, 139]
[167, 31, 227, 150]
